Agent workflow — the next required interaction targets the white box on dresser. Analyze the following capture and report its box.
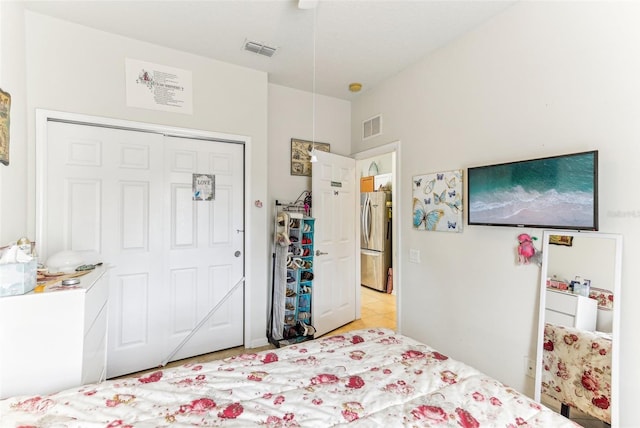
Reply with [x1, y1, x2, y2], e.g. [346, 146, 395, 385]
[0, 267, 108, 399]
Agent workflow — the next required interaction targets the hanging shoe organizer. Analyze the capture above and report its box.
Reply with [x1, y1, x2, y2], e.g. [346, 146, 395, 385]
[269, 198, 316, 347]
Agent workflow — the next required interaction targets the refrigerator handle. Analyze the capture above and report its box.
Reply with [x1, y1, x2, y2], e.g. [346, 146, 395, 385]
[365, 195, 372, 245]
[360, 195, 367, 246]
[361, 195, 367, 246]
[361, 194, 370, 246]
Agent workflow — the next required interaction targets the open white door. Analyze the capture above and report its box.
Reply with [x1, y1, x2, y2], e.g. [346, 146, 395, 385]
[311, 151, 357, 336]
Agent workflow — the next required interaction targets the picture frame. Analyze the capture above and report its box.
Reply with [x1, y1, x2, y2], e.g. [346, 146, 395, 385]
[0, 88, 11, 166]
[192, 173, 215, 201]
[412, 169, 463, 233]
[290, 138, 330, 177]
[549, 235, 573, 246]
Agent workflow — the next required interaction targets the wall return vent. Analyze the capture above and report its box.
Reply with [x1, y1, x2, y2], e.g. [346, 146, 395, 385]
[362, 115, 382, 140]
[243, 40, 277, 57]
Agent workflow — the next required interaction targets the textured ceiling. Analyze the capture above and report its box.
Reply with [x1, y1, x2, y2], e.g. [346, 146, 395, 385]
[23, 0, 516, 100]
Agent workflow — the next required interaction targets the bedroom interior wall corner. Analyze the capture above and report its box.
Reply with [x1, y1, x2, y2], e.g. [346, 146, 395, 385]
[0, 1, 28, 244]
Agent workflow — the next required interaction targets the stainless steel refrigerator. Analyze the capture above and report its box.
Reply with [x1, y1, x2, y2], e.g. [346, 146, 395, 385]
[361, 191, 391, 291]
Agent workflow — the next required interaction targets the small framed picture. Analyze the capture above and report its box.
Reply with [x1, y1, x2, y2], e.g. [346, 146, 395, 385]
[290, 138, 330, 176]
[549, 235, 573, 246]
[192, 173, 215, 201]
[0, 88, 11, 166]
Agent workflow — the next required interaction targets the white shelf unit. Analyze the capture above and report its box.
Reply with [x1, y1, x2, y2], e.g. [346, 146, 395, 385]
[270, 203, 315, 347]
[284, 216, 314, 332]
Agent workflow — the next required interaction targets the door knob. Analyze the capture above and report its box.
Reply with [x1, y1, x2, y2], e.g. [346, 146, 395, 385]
[234, 251, 242, 257]
[315, 250, 328, 256]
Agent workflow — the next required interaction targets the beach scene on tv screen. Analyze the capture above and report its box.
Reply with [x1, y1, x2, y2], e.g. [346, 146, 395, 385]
[468, 153, 595, 228]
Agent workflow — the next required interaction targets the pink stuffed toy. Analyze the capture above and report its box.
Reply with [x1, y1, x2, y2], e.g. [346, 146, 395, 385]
[517, 233, 537, 264]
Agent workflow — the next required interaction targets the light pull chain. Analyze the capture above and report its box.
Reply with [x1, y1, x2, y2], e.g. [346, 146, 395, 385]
[309, 6, 318, 162]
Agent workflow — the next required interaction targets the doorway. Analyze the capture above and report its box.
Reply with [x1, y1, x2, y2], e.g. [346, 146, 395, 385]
[354, 143, 399, 332]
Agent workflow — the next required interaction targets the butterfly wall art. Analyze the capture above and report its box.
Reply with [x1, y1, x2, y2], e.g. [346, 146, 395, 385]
[412, 169, 463, 232]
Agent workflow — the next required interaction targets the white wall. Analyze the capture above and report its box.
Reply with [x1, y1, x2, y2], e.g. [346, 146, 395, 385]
[267, 84, 351, 208]
[547, 236, 616, 294]
[352, 2, 639, 426]
[359, 152, 393, 178]
[0, 2, 28, 244]
[22, 11, 270, 347]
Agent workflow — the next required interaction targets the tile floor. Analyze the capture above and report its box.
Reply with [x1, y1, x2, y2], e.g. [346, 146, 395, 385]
[323, 285, 396, 336]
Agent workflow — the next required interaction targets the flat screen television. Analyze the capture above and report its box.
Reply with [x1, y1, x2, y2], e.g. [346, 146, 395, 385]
[467, 150, 598, 230]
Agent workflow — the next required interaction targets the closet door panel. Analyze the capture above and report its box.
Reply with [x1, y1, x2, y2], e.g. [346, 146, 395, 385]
[43, 121, 245, 378]
[170, 267, 198, 334]
[120, 181, 149, 250]
[115, 273, 151, 347]
[170, 183, 196, 248]
[45, 122, 166, 377]
[66, 178, 102, 253]
[209, 264, 233, 325]
[164, 137, 244, 361]
[210, 186, 232, 245]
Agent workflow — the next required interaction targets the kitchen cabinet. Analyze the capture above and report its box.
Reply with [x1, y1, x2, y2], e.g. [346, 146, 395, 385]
[374, 173, 392, 191]
[360, 176, 374, 192]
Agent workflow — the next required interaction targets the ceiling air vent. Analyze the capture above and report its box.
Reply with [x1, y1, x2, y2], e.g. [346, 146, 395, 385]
[362, 115, 382, 140]
[243, 40, 277, 58]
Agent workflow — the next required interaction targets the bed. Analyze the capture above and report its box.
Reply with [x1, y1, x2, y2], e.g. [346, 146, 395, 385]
[541, 322, 612, 424]
[1, 328, 576, 427]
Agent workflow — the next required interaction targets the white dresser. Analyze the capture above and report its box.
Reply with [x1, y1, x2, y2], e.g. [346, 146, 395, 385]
[0, 267, 108, 398]
[545, 288, 597, 331]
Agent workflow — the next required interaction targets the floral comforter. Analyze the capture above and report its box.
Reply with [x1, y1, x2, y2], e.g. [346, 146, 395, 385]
[1, 328, 576, 427]
[542, 322, 611, 424]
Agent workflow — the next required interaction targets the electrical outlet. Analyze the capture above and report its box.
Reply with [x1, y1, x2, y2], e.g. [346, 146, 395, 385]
[524, 357, 535, 378]
[409, 249, 421, 263]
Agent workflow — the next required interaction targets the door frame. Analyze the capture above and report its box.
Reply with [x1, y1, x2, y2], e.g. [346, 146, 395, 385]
[353, 141, 402, 332]
[34, 109, 256, 345]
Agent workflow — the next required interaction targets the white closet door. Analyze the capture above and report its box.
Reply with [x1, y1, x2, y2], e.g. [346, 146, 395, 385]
[44, 122, 244, 378]
[163, 136, 244, 361]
